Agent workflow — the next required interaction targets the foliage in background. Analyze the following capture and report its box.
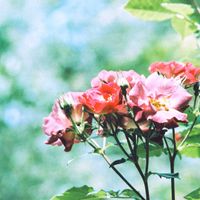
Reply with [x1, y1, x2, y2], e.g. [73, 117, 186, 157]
[125, 0, 200, 39]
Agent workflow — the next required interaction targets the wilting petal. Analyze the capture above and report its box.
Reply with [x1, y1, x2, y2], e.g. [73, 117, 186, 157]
[45, 135, 62, 146]
[42, 92, 91, 151]
[61, 131, 75, 152]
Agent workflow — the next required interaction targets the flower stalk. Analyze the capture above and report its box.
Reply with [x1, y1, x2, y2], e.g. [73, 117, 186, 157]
[42, 65, 199, 200]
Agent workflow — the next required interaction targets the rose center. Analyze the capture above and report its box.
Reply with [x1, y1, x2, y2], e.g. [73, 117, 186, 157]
[149, 98, 169, 111]
[103, 93, 113, 101]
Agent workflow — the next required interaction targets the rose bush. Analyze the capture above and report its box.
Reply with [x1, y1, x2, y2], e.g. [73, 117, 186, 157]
[43, 61, 200, 200]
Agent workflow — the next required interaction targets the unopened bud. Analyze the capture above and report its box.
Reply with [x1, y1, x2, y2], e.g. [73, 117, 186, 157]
[117, 77, 129, 89]
[193, 82, 200, 97]
[117, 77, 129, 99]
[59, 95, 74, 118]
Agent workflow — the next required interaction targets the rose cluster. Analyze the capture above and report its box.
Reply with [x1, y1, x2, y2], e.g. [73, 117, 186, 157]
[42, 61, 199, 151]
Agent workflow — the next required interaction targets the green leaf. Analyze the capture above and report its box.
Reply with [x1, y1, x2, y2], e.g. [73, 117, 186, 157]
[107, 190, 120, 198]
[180, 124, 200, 137]
[51, 185, 94, 200]
[124, 0, 174, 21]
[149, 172, 180, 179]
[184, 187, 200, 200]
[179, 124, 200, 145]
[51, 186, 141, 200]
[171, 16, 198, 37]
[191, 12, 200, 26]
[185, 107, 196, 122]
[179, 144, 200, 158]
[161, 3, 194, 16]
[120, 189, 141, 199]
[186, 134, 200, 145]
[83, 190, 107, 200]
[137, 143, 163, 158]
[110, 158, 126, 168]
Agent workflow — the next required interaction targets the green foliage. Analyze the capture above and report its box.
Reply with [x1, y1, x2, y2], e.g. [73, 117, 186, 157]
[184, 187, 200, 200]
[51, 186, 93, 200]
[161, 3, 194, 15]
[185, 107, 196, 122]
[124, 0, 173, 21]
[0, 25, 12, 55]
[180, 124, 200, 145]
[137, 143, 163, 158]
[171, 16, 197, 37]
[51, 186, 140, 200]
[180, 144, 200, 158]
[179, 124, 200, 158]
[184, 124, 200, 144]
[125, 0, 200, 38]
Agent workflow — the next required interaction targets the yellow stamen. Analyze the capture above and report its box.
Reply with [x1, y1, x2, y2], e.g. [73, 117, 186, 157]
[149, 98, 169, 111]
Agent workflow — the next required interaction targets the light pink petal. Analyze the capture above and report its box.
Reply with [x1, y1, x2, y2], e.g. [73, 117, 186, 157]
[148, 109, 187, 123]
[42, 101, 71, 136]
[91, 70, 117, 87]
[129, 80, 148, 105]
[169, 87, 192, 110]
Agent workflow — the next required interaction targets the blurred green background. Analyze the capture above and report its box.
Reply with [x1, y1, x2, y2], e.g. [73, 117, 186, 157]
[0, 0, 199, 200]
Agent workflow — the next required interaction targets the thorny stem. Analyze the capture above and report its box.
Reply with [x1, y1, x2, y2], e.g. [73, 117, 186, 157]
[108, 115, 150, 200]
[193, 95, 198, 109]
[86, 137, 145, 200]
[115, 131, 150, 200]
[164, 129, 178, 200]
[170, 128, 177, 200]
[82, 115, 145, 200]
[163, 98, 198, 200]
[126, 107, 144, 142]
[164, 136, 172, 158]
[144, 136, 150, 200]
[193, 82, 199, 109]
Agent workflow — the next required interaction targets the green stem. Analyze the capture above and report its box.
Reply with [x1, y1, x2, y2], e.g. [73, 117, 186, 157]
[72, 118, 143, 199]
[86, 138, 145, 200]
[164, 136, 172, 158]
[193, 0, 200, 14]
[178, 116, 198, 149]
[144, 136, 150, 200]
[114, 123, 150, 199]
[164, 130, 177, 200]
[170, 129, 177, 200]
[170, 158, 175, 200]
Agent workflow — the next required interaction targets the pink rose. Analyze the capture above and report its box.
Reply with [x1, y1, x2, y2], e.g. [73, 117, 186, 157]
[80, 82, 125, 114]
[149, 61, 200, 85]
[128, 73, 192, 128]
[42, 92, 90, 151]
[91, 70, 141, 88]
